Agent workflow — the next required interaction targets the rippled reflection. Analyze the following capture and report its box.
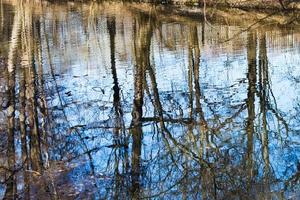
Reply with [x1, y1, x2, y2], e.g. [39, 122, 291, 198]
[0, 1, 300, 199]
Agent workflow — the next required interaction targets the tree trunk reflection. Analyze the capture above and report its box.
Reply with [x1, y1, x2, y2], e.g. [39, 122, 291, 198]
[246, 31, 257, 194]
[131, 13, 153, 199]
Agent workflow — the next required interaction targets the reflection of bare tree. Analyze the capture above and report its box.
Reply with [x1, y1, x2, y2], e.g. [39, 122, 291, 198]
[130, 12, 153, 199]
[25, 37, 43, 174]
[4, 2, 20, 198]
[258, 31, 271, 197]
[5, 28, 16, 200]
[246, 31, 256, 192]
[243, 29, 290, 198]
[1, 2, 59, 198]
[107, 15, 129, 199]
[19, 58, 30, 200]
[20, 5, 51, 199]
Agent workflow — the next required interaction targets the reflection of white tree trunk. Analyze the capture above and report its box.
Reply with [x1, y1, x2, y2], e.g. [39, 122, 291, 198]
[7, 2, 21, 73]
[0, 0, 4, 32]
[20, 1, 43, 175]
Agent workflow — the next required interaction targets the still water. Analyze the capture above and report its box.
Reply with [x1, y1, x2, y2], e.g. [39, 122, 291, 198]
[0, 1, 300, 199]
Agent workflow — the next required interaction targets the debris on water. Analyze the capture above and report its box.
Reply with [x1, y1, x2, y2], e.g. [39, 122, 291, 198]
[92, 87, 105, 94]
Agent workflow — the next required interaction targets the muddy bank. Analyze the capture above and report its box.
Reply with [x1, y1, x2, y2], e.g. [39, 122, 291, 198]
[127, 2, 300, 28]
[2, 0, 299, 28]
[44, 0, 300, 11]
[4, 0, 300, 12]
[180, 0, 300, 11]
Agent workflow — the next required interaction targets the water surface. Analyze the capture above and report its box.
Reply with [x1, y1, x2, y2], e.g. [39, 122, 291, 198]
[0, 1, 300, 199]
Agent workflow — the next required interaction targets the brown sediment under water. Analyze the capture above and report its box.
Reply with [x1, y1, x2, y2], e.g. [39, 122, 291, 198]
[0, 1, 300, 199]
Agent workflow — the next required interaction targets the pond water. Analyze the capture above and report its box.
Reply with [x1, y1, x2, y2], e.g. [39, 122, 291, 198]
[0, 1, 300, 199]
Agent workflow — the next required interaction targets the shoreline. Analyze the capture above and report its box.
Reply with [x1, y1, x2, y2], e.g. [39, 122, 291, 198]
[180, 0, 300, 11]
[127, 2, 300, 27]
[45, 0, 300, 11]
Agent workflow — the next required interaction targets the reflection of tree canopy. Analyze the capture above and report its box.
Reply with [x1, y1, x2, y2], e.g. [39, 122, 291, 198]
[0, 1, 300, 199]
